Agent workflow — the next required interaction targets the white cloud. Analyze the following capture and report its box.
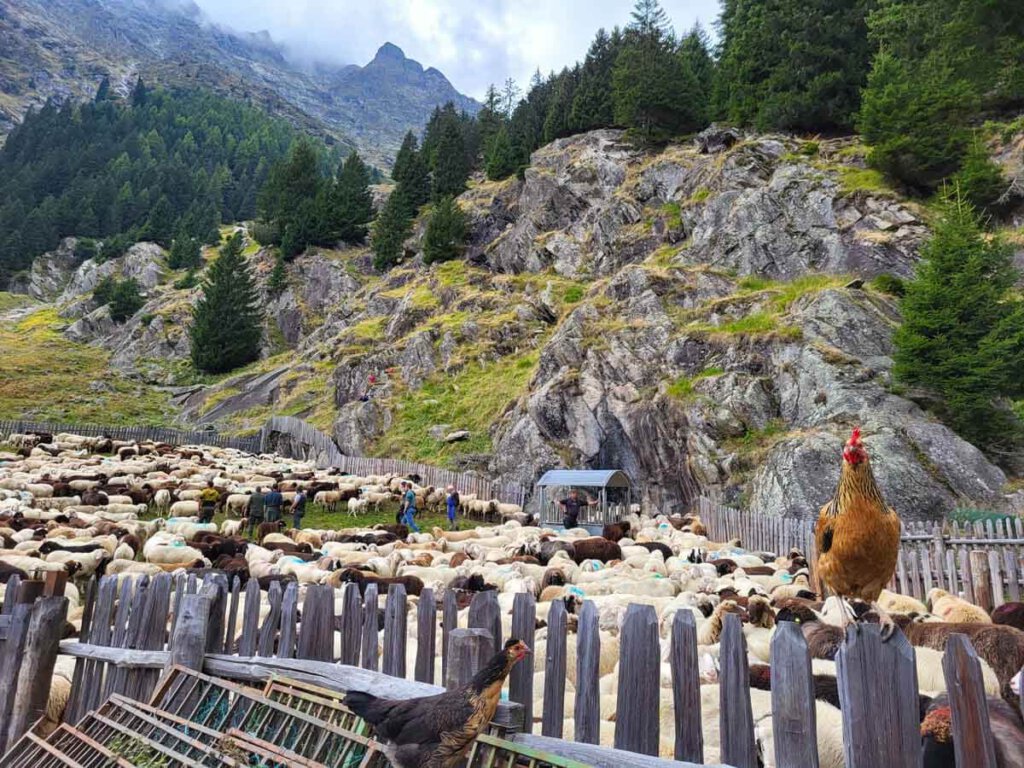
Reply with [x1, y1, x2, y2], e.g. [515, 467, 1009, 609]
[191, 0, 721, 99]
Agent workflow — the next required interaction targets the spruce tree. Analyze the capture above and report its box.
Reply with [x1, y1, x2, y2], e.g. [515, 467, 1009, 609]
[858, 51, 975, 188]
[168, 231, 202, 270]
[432, 120, 469, 199]
[370, 192, 412, 271]
[485, 125, 516, 181]
[391, 132, 431, 215]
[109, 278, 144, 322]
[145, 195, 175, 247]
[94, 76, 111, 103]
[612, 0, 703, 143]
[570, 28, 622, 132]
[422, 196, 467, 265]
[542, 69, 578, 144]
[267, 252, 288, 296]
[678, 25, 714, 126]
[477, 84, 505, 148]
[331, 151, 374, 243]
[189, 232, 263, 374]
[893, 189, 1024, 447]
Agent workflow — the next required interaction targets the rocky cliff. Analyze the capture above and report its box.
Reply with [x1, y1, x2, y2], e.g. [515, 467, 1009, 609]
[9, 128, 1021, 520]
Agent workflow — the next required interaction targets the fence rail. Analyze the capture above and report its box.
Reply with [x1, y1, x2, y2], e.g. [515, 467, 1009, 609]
[696, 497, 1024, 605]
[0, 419, 262, 453]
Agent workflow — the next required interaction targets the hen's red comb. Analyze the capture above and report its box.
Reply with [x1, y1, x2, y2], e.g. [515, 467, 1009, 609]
[848, 427, 862, 445]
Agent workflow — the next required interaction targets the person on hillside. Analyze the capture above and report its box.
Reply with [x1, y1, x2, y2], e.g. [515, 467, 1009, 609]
[198, 480, 219, 524]
[292, 488, 307, 530]
[264, 485, 283, 524]
[402, 481, 420, 534]
[559, 488, 597, 530]
[247, 487, 265, 538]
[446, 485, 460, 531]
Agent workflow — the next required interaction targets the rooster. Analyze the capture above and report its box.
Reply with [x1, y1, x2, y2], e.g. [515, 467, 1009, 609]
[814, 427, 901, 639]
[342, 638, 531, 768]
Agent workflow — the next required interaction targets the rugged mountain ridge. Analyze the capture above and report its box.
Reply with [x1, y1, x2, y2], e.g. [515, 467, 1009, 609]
[0, 0, 477, 165]
[13, 127, 1021, 520]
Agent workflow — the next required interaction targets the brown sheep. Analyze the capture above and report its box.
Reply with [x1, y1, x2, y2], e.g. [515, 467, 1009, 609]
[541, 568, 567, 591]
[571, 537, 621, 565]
[601, 521, 630, 543]
[331, 568, 424, 597]
[896, 617, 1024, 707]
[448, 552, 471, 568]
[992, 602, 1024, 632]
[257, 521, 286, 540]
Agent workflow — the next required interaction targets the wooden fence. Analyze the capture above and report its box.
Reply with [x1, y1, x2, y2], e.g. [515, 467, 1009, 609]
[0, 419, 262, 453]
[0, 575, 69, 755]
[36, 571, 1024, 767]
[697, 497, 1024, 605]
[262, 415, 530, 505]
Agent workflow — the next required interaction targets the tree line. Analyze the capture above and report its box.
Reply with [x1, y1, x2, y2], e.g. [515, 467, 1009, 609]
[0, 80, 300, 286]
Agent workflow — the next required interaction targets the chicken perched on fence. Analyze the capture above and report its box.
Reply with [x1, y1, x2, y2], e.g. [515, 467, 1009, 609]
[814, 427, 901, 639]
[343, 639, 531, 768]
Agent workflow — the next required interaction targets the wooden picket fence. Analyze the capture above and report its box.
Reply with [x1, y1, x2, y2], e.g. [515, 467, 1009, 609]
[262, 415, 530, 505]
[696, 497, 1024, 604]
[32, 571, 1022, 767]
[0, 419, 261, 453]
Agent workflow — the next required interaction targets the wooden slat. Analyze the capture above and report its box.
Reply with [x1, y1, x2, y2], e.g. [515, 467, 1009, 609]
[769, 620, 818, 768]
[942, 634, 997, 768]
[509, 593, 536, 734]
[414, 588, 436, 684]
[382, 584, 407, 678]
[541, 599, 567, 739]
[613, 604, 659, 756]
[718, 613, 756, 768]
[670, 610, 703, 764]
[574, 600, 600, 745]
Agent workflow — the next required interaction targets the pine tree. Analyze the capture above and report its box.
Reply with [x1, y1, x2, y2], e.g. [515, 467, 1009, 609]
[485, 125, 517, 181]
[432, 120, 469, 199]
[94, 76, 111, 103]
[502, 78, 521, 117]
[331, 151, 374, 243]
[109, 278, 144, 322]
[570, 28, 622, 132]
[168, 231, 202, 270]
[542, 69, 578, 144]
[893, 189, 1024, 447]
[423, 196, 467, 265]
[678, 25, 714, 126]
[267, 252, 288, 296]
[131, 77, 148, 107]
[477, 84, 505, 148]
[858, 51, 975, 188]
[951, 138, 1007, 217]
[612, 0, 703, 143]
[145, 195, 175, 247]
[370, 192, 412, 271]
[391, 132, 431, 215]
[190, 232, 262, 373]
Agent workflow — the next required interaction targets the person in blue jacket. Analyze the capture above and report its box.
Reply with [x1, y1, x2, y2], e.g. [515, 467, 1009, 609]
[401, 481, 420, 533]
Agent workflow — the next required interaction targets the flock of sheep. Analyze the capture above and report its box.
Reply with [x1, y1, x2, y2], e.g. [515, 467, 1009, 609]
[2, 431, 1024, 765]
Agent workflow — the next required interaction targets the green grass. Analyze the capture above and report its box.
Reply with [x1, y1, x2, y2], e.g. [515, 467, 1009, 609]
[661, 201, 682, 229]
[0, 292, 34, 313]
[563, 285, 584, 304]
[666, 366, 725, 401]
[371, 353, 538, 465]
[728, 418, 788, 452]
[689, 186, 711, 204]
[0, 308, 174, 424]
[835, 166, 894, 197]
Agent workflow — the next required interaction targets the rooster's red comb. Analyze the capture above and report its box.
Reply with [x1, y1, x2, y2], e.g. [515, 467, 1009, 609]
[848, 427, 862, 446]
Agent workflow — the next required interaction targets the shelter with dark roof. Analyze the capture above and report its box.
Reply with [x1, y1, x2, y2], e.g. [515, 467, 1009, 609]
[535, 469, 633, 529]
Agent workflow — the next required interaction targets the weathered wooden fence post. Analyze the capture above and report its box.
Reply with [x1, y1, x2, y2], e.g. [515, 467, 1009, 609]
[339, 583, 362, 666]
[510, 593, 536, 734]
[719, 612, 757, 768]
[574, 600, 600, 744]
[670, 609, 703, 763]
[468, 590, 501, 658]
[382, 584, 408, 678]
[541, 598, 567, 739]
[277, 581, 299, 659]
[257, 580, 283, 657]
[238, 579, 260, 657]
[836, 626, 922, 768]
[942, 634, 997, 768]
[970, 551, 993, 613]
[166, 592, 210, 671]
[445, 628, 492, 689]
[441, 588, 458, 682]
[298, 585, 334, 662]
[614, 603, 659, 756]
[0, 603, 32, 755]
[770, 620, 819, 767]
[360, 583, 379, 671]
[415, 588, 436, 683]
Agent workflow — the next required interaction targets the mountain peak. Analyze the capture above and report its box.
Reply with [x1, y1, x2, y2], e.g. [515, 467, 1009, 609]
[373, 42, 406, 63]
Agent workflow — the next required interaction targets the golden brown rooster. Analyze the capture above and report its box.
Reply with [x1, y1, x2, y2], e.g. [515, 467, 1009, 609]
[342, 638, 531, 768]
[814, 427, 901, 639]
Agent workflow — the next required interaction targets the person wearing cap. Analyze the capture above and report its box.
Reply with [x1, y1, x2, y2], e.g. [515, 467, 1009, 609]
[445, 485, 460, 531]
[247, 487, 265, 538]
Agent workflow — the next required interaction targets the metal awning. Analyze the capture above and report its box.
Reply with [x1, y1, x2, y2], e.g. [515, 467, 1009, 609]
[535, 469, 631, 489]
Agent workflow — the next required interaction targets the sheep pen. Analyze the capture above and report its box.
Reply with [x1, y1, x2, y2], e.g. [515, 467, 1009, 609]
[1, 431, 1023, 766]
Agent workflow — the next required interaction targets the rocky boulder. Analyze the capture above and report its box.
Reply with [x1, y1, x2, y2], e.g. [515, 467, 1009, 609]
[9, 237, 83, 300]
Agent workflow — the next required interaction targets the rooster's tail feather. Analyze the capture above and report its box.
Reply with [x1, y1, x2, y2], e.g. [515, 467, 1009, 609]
[343, 690, 383, 724]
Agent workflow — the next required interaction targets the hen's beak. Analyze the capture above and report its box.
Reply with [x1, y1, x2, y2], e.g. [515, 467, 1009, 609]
[520, 644, 532, 656]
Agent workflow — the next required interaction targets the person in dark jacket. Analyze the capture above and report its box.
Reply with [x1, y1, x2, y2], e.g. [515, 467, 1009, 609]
[247, 488, 265, 538]
[558, 489, 597, 530]
[446, 485, 460, 531]
[264, 486, 283, 523]
[291, 488, 307, 530]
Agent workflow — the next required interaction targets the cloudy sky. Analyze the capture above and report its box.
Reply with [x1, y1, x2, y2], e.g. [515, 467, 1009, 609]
[191, 0, 722, 100]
